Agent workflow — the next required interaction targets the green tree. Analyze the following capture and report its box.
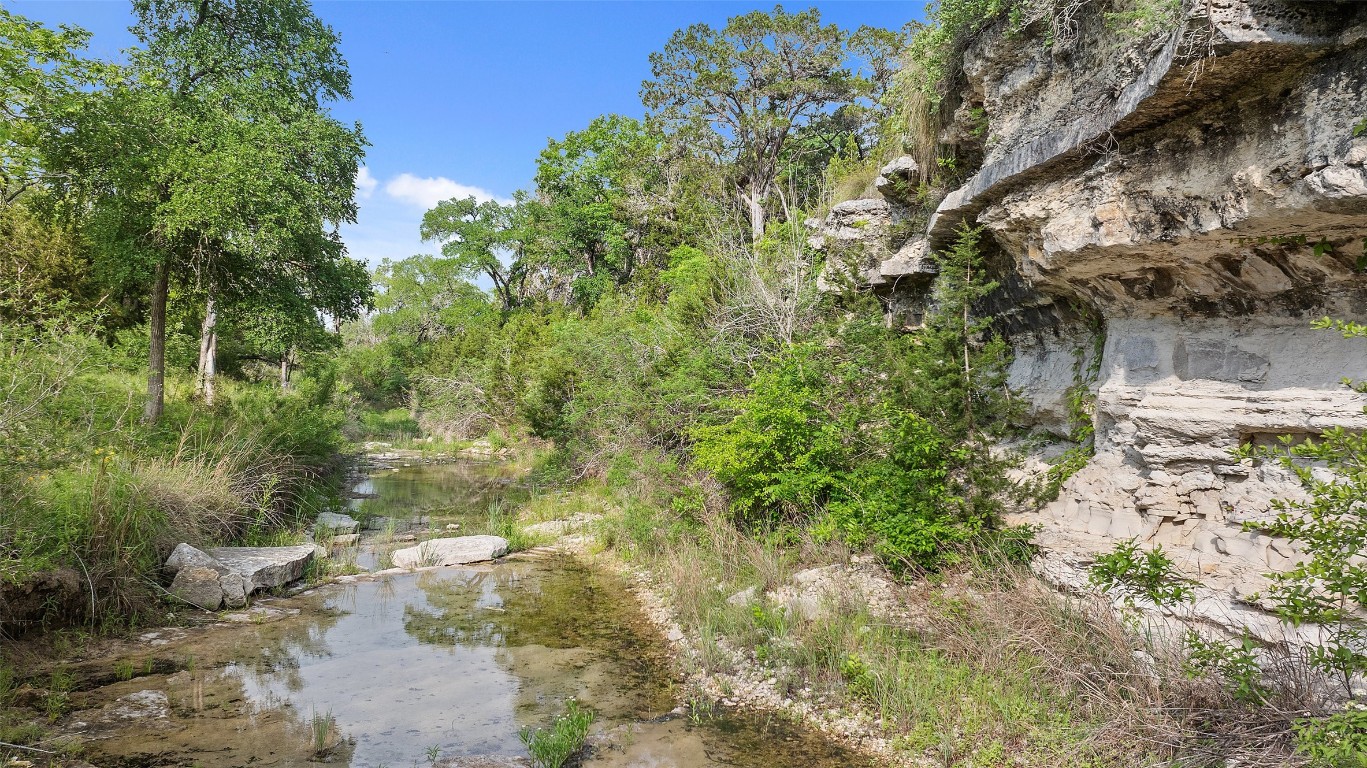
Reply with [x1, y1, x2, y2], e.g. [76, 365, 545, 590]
[0, 8, 100, 204]
[533, 115, 671, 303]
[420, 196, 526, 312]
[48, 0, 366, 422]
[640, 6, 877, 242]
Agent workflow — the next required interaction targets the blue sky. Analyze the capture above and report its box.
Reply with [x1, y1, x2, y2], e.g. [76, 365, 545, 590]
[14, 1, 923, 268]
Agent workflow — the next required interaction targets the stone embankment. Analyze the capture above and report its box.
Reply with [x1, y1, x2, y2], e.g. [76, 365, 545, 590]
[811, 0, 1367, 641]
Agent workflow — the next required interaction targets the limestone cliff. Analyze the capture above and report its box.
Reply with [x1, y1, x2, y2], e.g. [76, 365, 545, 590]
[815, 0, 1367, 640]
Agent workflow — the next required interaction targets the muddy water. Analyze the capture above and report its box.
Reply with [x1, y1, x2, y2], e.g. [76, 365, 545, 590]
[67, 461, 868, 768]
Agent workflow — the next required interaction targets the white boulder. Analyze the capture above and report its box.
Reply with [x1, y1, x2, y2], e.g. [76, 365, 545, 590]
[392, 536, 510, 568]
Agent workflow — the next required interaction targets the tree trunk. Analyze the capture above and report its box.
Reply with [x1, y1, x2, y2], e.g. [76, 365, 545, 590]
[408, 384, 420, 420]
[745, 181, 767, 243]
[279, 348, 292, 391]
[204, 326, 218, 405]
[195, 293, 218, 405]
[142, 258, 169, 424]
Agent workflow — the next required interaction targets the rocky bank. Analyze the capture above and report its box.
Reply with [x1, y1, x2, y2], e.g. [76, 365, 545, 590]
[813, 0, 1367, 641]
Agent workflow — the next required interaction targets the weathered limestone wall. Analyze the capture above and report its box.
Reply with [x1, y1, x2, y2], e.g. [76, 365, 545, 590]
[813, 0, 1367, 638]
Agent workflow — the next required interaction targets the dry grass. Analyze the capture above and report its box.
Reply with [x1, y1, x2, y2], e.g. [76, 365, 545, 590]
[585, 475, 1319, 767]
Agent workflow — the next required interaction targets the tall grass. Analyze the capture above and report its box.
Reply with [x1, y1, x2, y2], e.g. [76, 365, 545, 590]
[1, 322, 348, 631]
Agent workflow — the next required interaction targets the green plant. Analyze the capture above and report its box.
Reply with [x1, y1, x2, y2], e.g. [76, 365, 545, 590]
[44, 668, 73, 721]
[1105, 0, 1183, 36]
[519, 699, 594, 768]
[425, 743, 441, 764]
[309, 707, 336, 754]
[1089, 539, 1195, 608]
[692, 227, 1019, 571]
[1230, 319, 1367, 698]
[114, 659, 135, 681]
[1184, 631, 1267, 705]
[1294, 703, 1367, 767]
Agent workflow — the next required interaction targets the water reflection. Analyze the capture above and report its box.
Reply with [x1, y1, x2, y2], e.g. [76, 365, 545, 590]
[350, 460, 529, 522]
[68, 462, 870, 768]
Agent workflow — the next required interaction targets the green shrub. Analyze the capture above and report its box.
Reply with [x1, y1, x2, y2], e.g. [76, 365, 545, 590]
[1088, 539, 1195, 608]
[1294, 704, 1367, 768]
[357, 408, 419, 441]
[1230, 319, 1367, 695]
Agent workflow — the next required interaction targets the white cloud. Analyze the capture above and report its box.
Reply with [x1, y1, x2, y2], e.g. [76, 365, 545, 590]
[383, 172, 510, 210]
[355, 166, 378, 199]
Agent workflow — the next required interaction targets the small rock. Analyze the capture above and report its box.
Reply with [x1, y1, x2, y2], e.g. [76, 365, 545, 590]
[330, 534, 360, 547]
[164, 543, 221, 575]
[523, 520, 571, 537]
[874, 155, 920, 196]
[726, 586, 758, 607]
[165, 544, 250, 609]
[107, 690, 170, 721]
[315, 511, 360, 534]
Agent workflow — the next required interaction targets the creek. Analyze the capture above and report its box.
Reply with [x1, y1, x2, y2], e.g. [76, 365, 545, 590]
[55, 459, 869, 767]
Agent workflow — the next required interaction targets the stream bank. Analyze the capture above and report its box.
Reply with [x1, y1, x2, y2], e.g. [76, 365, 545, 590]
[1, 456, 873, 768]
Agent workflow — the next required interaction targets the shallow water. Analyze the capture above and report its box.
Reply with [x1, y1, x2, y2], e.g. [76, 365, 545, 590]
[67, 462, 868, 768]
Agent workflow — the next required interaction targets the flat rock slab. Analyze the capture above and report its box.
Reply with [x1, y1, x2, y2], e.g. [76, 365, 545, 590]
[316, 511, 360, 534]
[205, 545, 318, 591]
[392, 536, 509, 568]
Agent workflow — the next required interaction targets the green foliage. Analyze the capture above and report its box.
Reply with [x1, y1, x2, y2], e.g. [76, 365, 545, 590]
[1227, 325, 1367, 696]
[691, 225, 1019, 570]
[641, 6, 898, 238]
[420, 196, 527, 312]
[1105, 0, 1184, 36]
[1184, 632, 1268, 705]
[901, 224, 1010, 438]
[0, 319, 347, 625]
[519, 699, 594, 768]
[39, 0, 369, 422]
[904, 0, 1021, 104]
[1088, 539, 1196, 608]
[533, 114, 680, 299]
[0, 7, 101, 203]
[1294, 704, 1367, 768]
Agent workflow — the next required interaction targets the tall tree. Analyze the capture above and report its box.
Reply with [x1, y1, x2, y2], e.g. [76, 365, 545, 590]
[533, 115, 666, 293]
[48, 0, 367, 422]
[420, 196, 526, 312]
[640, 6, 870, 242]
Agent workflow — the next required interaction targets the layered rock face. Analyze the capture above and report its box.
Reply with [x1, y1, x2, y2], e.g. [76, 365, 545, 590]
[816, 0, 1367, 638]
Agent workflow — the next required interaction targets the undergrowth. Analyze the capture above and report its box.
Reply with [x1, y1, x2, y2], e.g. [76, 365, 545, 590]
[562, 446, 1331, 767]
[0, 321, 348, 632]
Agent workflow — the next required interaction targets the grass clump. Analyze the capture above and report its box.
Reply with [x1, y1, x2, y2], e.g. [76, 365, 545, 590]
[308, 707, 337, 755]
[519, 699, 594, 768]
